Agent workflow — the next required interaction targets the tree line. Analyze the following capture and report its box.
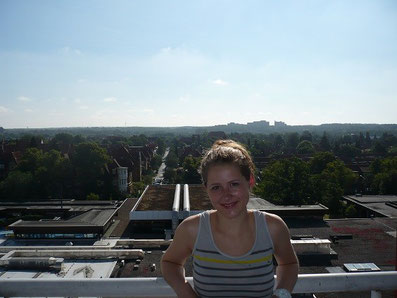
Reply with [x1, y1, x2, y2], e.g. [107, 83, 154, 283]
[161, 131, 397, 217]
[0, 133, 166, 201]
[1, 130, 396, 218]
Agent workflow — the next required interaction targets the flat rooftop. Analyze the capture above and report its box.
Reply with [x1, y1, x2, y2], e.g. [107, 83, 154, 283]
[0, 260, 116, 279]
[108, 198, 139, 238]
[0, 200, 120, 213]
[135, 185, 175, 211]
[5, 200, 126, 236]
[343, 195, 397, 218]
[132, 184, 329, 217]
[9, 209, 116, 228]
[187, 184, 212, 210]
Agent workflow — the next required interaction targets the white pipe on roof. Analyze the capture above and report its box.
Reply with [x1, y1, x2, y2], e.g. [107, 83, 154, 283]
[172, 185, 181, 233]
[172, 184, 181, 212]
[183, 184, 190, 212]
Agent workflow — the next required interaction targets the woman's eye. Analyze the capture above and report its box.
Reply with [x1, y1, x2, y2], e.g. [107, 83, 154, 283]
[231, 182, 240, 187]
[211, 186, 220, 191]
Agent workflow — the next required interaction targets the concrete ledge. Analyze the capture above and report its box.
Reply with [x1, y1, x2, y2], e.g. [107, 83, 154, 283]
[0, 272, 396, 297]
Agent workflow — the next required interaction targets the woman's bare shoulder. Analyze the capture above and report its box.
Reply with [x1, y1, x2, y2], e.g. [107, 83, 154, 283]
[175, 213, 201, 244]
[167, 213, 201, 254]
[262, 211, 289, 235]
[179, 213, 200, 235]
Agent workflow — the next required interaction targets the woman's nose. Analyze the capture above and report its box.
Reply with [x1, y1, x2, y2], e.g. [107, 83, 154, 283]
[221, 186, 232, 197]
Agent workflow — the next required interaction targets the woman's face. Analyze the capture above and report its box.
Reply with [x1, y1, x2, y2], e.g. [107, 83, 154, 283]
[206, 163, 251, 219]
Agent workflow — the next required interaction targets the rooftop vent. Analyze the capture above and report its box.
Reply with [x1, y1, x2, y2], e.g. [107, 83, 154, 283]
[343, 263, 380, 272]
[292, 239, 331, 255]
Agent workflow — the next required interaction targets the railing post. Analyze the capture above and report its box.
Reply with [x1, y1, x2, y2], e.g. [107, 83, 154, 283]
[371, 290, 382, 298]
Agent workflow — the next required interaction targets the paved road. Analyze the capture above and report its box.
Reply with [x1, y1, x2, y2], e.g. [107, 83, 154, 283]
[153, 147, 170, 183]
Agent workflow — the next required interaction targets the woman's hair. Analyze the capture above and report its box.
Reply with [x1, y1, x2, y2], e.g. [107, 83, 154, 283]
[199, 139, 255, 185]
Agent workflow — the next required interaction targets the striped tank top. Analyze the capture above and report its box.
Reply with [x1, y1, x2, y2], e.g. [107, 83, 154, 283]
[192, 210, 275, 298]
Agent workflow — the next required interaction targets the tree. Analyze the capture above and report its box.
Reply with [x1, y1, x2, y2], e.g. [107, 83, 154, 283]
[150, 154, 163, 170]
[345, 204, 358, 218]
[296, 140, 315, 155]
[10, 148, 72, 200]
[165, 151, 179, 168]
[71, 142, 112, 199]
[0, 171, 33, 201]
[321, 181, 344, 217]
[300, 131, 313, 142]
[323, 160, 357, 194]
[254, 157, 311, 205]
[156, 138, 166, 156]
[365, 132, 372, 148]
[380, 132, 397, 148]
[18, 148, 42, 173]
[372, 141, 387, 155]
[309, 152, 336, 174]
[250, 139, 272, 156]
[131, 181, 146, 198]
[336, 144, 361, 159]
[355, 132, 365, 149]
[52, 133, 74, 146]
[73, 135, 85, 144]
[129, 134, 148, 146]
[272, 134, 285, 152]
[34, 150, 72, 199]
[86, 193, 100, 200]
[182, 156, 202, 184]
[285, 133, 299, 154]
[319, 132, 331, 152]
[310, 160, 356, 216]
[370, 157, 397, 194]
[164, 167, 177, 184]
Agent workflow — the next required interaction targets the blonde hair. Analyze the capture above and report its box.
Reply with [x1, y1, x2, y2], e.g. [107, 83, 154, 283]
[199, 139, 255, 185]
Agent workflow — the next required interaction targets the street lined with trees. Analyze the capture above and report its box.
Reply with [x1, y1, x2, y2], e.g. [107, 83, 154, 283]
[0, 128, 396, 219]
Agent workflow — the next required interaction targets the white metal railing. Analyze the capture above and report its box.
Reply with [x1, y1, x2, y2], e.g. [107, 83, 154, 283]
[0, 272, 396, 297]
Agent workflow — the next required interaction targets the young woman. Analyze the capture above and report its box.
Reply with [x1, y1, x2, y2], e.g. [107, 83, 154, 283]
[161, 140, 299, 298]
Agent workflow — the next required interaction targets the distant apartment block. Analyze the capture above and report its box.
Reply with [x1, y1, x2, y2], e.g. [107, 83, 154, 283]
[247, 120, 270, 128]
[274, 121, 287, 127]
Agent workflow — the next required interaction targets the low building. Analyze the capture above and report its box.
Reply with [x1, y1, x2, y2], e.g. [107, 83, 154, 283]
[343, 195, 397, 218]
[3, 200, 123, 240]
[129, 184, 329, 239]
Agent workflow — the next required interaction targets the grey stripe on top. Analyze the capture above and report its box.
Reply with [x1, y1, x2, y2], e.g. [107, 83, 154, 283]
[192, 210, 275, 298]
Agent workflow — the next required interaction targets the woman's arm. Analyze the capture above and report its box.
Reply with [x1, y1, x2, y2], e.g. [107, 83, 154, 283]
[160, 215, 199, 298]
[266, 213, 299, 293]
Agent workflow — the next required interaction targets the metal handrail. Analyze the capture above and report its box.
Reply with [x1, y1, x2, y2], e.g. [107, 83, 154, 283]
[0, 271, 396, 297]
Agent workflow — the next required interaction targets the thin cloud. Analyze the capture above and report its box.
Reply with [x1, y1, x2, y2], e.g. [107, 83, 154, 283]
[18, 96, 32, 102]
[103, 97, 117, 102]
[212, 79, 229, 86]
[24, 108, 34, 113]
[179, 95, 190, 103]
[61, 46, 82, 55]
[0, 106, 9, 113]
[79, 105, 89, 110]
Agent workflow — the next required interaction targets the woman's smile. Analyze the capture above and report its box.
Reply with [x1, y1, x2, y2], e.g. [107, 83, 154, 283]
[206, 163, 251, 218]
[220, 201, 238, 208]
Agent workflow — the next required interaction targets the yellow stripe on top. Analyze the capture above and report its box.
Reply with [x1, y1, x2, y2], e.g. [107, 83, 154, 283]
[194, 253, 273, 264]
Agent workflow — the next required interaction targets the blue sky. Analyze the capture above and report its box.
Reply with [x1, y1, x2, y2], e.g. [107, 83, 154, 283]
[1, 0, 396, 128]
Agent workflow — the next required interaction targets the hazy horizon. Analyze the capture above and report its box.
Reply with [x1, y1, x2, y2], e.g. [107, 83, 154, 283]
[1, 1, 397, 128]
[3, 121, 397, 131]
